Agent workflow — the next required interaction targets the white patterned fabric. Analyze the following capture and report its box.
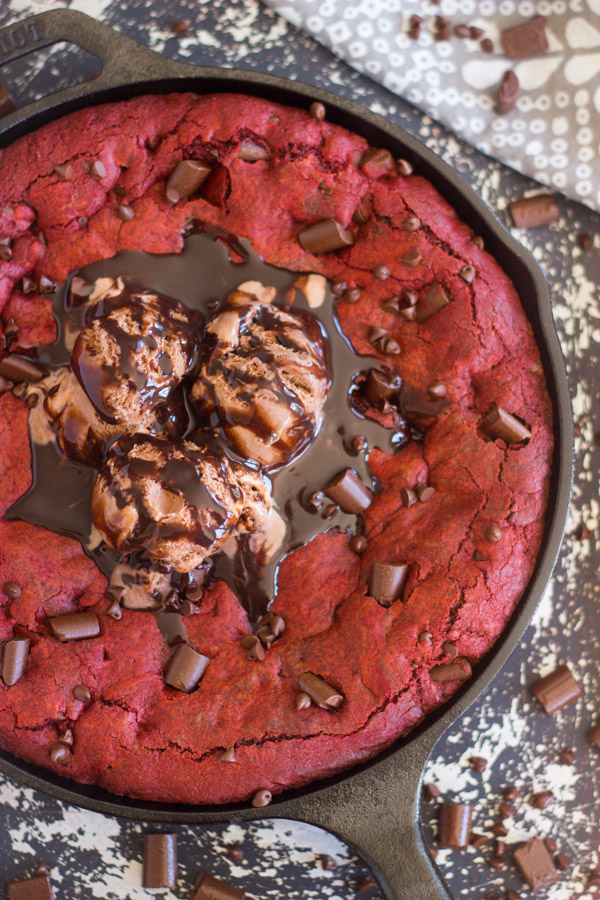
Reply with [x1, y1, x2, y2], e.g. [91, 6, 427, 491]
[262, 0, 600, 211]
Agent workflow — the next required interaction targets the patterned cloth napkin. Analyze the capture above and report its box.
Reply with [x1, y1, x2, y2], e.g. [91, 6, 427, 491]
[262, 0, 600, 212]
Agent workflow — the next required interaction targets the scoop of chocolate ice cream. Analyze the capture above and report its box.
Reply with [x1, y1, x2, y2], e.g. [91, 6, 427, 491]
[91, 433, 272, 572]
[44, 367, 186, 467]
[190, 285, 330, 468]
[72, 280, 202, 429]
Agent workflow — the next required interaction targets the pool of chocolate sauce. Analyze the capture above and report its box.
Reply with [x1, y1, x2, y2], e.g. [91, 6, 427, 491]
[6, 230, 410, 623]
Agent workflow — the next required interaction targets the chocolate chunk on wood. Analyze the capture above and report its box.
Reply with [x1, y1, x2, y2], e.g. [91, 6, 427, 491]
[514, 837, 558, 892]
[48, 612, 99, 642]
[368, 562, 408, 607]
[0, 84, 16, 118]
[165, 644, 209, 692]
[430, 658, 472, 682]
[166, 159, 212, 202]
[194, 872, 245, 899]
[8, 875, 53, 900]
[143, 833, 177, 891]
[501, 16, 548, 60]
[298, 219, 354, 254]
[510, 194, 559, 228]
[2, 637, 29, 686]
[530, 664, 582, 714]
[480, 404, 531, 443]
[496, 71, 520, 115]
[324, 468, 373, 514]
[298, 672, 344, 710]
[437, 802, 473, 849]
[417, 282, 449, 323]
[0, 355, 45, 383]
[588, 722, 600, 748]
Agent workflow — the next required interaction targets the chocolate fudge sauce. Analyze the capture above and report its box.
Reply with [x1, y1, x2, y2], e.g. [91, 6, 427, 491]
[6, 230, 410, 622]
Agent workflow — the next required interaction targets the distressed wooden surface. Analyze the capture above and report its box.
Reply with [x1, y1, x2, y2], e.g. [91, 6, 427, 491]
[0, 1, 598, 898]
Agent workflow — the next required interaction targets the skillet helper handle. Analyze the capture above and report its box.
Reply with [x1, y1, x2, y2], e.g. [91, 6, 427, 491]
[274, 747, 453, 900]
[0, 9, 175, 99]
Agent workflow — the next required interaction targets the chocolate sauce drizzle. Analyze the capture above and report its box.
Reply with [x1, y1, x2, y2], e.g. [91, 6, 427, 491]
[5, 230, 410, 623]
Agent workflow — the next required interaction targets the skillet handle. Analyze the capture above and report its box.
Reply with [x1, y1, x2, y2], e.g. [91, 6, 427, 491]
[273, 744, 452, 900]
[0, 9, 176, 106]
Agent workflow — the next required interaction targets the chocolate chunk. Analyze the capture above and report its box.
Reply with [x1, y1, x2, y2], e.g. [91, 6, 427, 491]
[21, 277, 37, 294]
[544, 837, 557, 852]
[54, 163, 73, 180]
[8, 875, 53, 900]
[48, 612, 100, 642]
[424, 782, 441, 801]
[481, 38, 494, 53]
[296, 692, 311, 710]
[38, 276, 55, 294]
[298, 219, 354, 254]
[408, 24, 421, 39]
[298, 672, 344, 710]
[164, 644, 209, 692]
[485, 524, 502, 542]
[488, 856, 506, 871]
[351, 434, 368, 453]
[0, 355, 44, 383]
[530, 790, 554, 809]
[509, 194, 559, 228]
[368, 561, 408, 608]
[588, 722, 600, 748]
[349, 535, 368, 554]
[77, 216, 88, 228]
[143, 833, 177, 891]
[166, 159, 213, 203]
[455, 24, 472, 38]
[33, 866, 50, 878]
[470, 833, 488, 849]
[578, 232, 592, 250]
[321, 854, 337, 870]
[352, 199, 371, 226]
[470, 755, 487, 773]
[2, 637, 29, 686]
[251, 788, 272, 808]
[402, 250, 421, 268]
[437, 802, 473, 849]
[256, 626, 275, 649]
[238, 141, 270, 162]
[372, 263, 390, 280]
[501, 16, 548, 60]
[531, 664, 582, 714]
[243, 635, 265, 661]
[503, 785, 520, 802]
[73, 684, 91, 702]
[430, 658, 472, 682]
[106, 598, 122, 620]
[555, 852, 571, 871]
[364, 369, 400, 405]
[514, 837, 558, 892]
[49, 741, 71, 764]
[558, 746, 575, 764]
[3, 581, 22, 599]
[470, 27, 484, 39]
[480, 404, 531, 443]
[357, 876, 377, 894]
[310, 101, 326, 121]
[402, 216, 421, 232]
[323, 468, 373, 514]
[226, 845, 244, 862]
[220, 745, 236, 763]
[0, 243, 12, 261]
[492, 821, 508, 837]
[0, 84, 16, 118]
[117, 203, 134, 222]
[499, 801, 515, 818]
[401, 487, 417, 508]
[270, 614, 285, 637]
[417, 282, 449, 323]
[90, 160, 106, 180]
[416, 483, 435, 502]
[397, 159, 413, 176]
[459, 264, 476, 283]
[589, 869, 600, 889]
[194, 871, 245, 899]
[496, 71, 520, 115]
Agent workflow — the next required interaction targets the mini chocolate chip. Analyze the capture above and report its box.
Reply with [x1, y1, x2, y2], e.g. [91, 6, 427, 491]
[372, 263, 390, 280]
[488, 856, 506, 871]
[442, 642, 457, 659]
[90, 160, 106, 179]
[455, 24, 472, 37]
[296, 692, 312, 710]
[499, 801, 515, 818]
[50, 741, 72, 764]
[220, 745, 236, 763]
[459, 265, 476, 283]
[402, 216, 421, 232]
[416, 483, 435, 502]
[351, 434, 368, 452]
[77, 216, 88, 228]
[227, 844, 244, 861]
[418, 631, 432, 644]
[472, 550, 489, 561]
[38, 275, 55, 293]
[55, 163, 73, 180]
[0, 244, 12, 261]
[399, 306, 417, 321]
[555, 852, 571, 871]
[424, 782, 441, 800]
[73, 684, 91, 702]
[352, 198, 371, 225]
[397, 159, 413, 176]
[21, 277, 37, 294]
[578, 232, 592, 249]
[481, 38, 494, 52]
[492, 821, 508, 837]
[473, 235, 484, 249]
[559, 746, 575, 764]
[485, 524, 502, 542]
[106, 598, 122, 620]
[252, 788, 272, 808]
[3, 581, 21, 599]
[503, 785, 520, 802]
[171, 19, 189, 36]
[308, 491, 324, 510]
[470, 833, 488, 849]
[113, 184, 126, 197]
[402, 250, 421, 268]
[321, 854, 337, 870]
[428, 382, 446, 398]
[309, 101, 326, 121]
[332, 280, 347, 297]
[530, 790, 554, 809]
[357, 875, 377, 893]
[26, 393, 38, 410]
[470, 756, 487, 773]
[117, 203, 134, 222]
[349, 535, 368, 554]
[401, 487, 417, 508]
[343, 287, 362, 304]
[34, 863, 51, 877]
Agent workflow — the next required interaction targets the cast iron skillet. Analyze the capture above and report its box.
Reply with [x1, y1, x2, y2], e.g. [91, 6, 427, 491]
[0, 11, 573, 900]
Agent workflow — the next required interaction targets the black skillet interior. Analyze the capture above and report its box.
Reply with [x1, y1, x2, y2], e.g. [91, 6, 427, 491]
[0, 11, 573, 900]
